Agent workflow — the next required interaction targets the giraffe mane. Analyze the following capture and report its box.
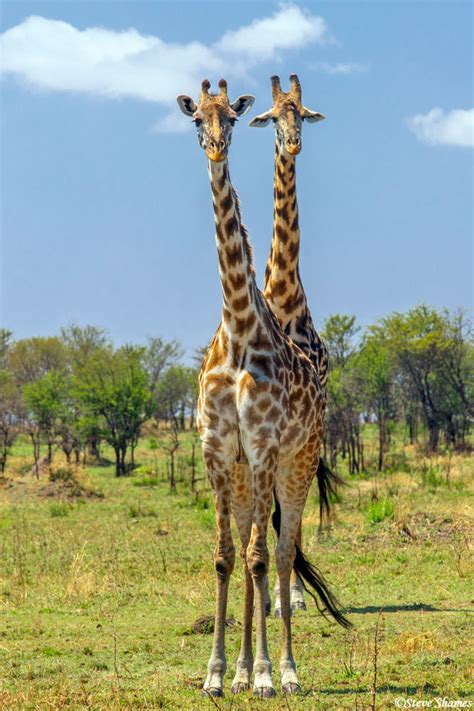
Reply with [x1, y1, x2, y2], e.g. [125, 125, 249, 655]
[231, 187, 256, 277]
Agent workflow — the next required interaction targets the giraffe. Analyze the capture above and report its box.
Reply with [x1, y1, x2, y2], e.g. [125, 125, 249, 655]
[250, 74, 337, 616]
[177, 79, 349, 698]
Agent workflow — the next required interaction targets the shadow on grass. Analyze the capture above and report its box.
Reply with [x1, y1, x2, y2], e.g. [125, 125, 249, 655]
[319, 684, 435, 696]
[344, 603, 473, 614]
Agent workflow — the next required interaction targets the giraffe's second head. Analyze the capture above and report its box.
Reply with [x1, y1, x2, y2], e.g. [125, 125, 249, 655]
[177, 79, 254, 162]
[249, 74, 324, 156]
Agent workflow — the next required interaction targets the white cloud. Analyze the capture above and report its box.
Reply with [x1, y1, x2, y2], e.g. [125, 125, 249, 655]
[0, 6, 331, 131]
[407, 108, 474, 147]
[0, 16, 221, 102]
[312, 61, 368, 75]
[216, 5, 329, 60]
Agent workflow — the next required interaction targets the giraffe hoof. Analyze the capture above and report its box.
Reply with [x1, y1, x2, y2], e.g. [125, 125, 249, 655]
[282, 682, 301, 695]
[291, 600, 307, 612]
[231, 682, 250, 694]
[253, 686, 276, 699]
[201, 687, 224, 698]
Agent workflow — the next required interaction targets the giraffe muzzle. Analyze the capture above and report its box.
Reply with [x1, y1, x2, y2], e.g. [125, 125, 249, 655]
[207, 138, 227, 162]
[286, 142, 301, 156]
[207, 150, 227, 162]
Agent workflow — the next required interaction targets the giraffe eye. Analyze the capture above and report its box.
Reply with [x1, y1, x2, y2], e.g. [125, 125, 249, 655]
[193, 118, 202, 127]
[229, 118, 237, 126]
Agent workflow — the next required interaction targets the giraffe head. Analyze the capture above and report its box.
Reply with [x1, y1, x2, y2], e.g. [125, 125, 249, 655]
[177, 79, 254, 162]
[249, 74, 324, 156]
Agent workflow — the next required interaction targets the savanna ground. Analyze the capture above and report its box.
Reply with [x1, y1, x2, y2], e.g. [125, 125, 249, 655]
[0, 428, 472, 710]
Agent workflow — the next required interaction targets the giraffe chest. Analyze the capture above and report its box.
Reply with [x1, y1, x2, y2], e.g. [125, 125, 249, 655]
[197, 348, 323, 468]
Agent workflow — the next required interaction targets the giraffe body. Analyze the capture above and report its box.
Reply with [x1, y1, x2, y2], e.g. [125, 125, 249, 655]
[177, 78, 347, 699]
[250, 75, 331, 615]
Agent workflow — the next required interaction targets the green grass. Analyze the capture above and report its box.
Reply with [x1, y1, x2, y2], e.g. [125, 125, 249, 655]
[0, 432, 473, 709]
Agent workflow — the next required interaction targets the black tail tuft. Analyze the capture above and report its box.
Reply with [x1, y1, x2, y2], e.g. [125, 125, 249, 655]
[317, 457, 347, 529]
[272, 492, 352, 629]
[293, 544, 352, 628]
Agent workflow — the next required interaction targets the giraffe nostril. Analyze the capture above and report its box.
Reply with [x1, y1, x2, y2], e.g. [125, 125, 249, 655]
[219, 140, 226, 151]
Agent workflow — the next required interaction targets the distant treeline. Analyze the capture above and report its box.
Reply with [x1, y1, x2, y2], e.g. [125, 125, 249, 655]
[0, 305, 472, 478]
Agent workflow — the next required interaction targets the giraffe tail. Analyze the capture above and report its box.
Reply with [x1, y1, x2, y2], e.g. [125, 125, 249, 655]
[272, 491, 352, 629]
[316, 456, 347, 530]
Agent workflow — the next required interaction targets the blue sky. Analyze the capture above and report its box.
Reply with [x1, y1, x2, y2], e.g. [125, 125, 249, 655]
[1, 1, 472, 358]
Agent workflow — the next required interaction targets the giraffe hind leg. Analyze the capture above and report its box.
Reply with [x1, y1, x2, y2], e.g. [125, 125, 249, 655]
[290, 523, 306, 611]
[275, 522, 306, 616]
[246, 462, 278, 698]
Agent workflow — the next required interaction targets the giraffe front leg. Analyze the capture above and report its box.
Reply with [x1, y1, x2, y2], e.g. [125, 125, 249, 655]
[248, 536, 275, 698]
[231, 562, 254, 693]
[202, 482, 235, 697]
[230, 477, 254, 694]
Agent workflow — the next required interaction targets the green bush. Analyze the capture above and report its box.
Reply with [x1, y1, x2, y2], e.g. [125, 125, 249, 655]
[366, 498, 394, 524]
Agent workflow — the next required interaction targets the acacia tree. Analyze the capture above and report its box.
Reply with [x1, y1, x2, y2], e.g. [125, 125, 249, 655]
[144, 337, 183, 393]
[377, 306, 465, 451]
[322, 314, 359, 368]
[55, 393, 86, 465]
[355, 336, 394, 470]
[61, 324, 109, 458]
[0, 369, 23, 474]
[74, 346, 152, 476]
[154, 364, 195, 429]
[438, 310, 473, 446]
[23, 370, 67, 465]
[8, 337, 67, 385]
[322, 315, 364, 472]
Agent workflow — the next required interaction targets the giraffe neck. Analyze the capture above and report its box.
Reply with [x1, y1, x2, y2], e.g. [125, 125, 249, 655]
[208, 159, 258, 334]
[263, 147, 305, 318]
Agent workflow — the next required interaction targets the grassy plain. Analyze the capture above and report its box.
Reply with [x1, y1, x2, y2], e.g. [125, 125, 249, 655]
[0, 431, 473, 709]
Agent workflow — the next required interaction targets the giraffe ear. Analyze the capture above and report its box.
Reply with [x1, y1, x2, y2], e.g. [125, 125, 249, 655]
[301, 107, 325, 123]
[177, 95, 197, 117]
[249, 111, 273, 128]
[230, 95, 255, 117]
